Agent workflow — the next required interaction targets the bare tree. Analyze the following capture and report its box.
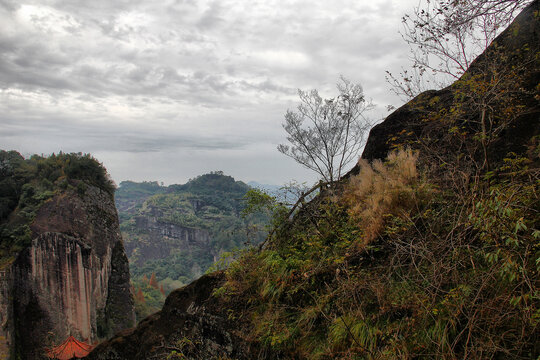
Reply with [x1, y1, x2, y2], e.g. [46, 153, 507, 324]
[278, 77, 373, 184]
[386, 0, 531, 100]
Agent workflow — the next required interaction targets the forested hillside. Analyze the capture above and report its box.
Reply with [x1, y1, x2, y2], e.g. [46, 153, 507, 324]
[116, 172, 269, 320]
[0, 151, 115, 265]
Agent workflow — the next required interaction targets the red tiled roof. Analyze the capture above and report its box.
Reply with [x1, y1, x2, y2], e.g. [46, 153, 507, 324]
[45, 336, 94, 360]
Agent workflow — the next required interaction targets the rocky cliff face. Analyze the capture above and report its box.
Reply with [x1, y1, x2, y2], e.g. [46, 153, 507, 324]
[361, 2, 539, 164]
[126, 213, 211, 267]
[0, 184, 135, 359]
[86, 272, 253, 360]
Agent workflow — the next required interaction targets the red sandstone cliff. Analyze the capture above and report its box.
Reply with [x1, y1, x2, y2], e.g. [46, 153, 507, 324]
[0, 183, 134, 359]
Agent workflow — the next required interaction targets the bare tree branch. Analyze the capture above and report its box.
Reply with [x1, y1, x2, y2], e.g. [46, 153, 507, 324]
[278, 77, 373, 183]
[386, 0, 531, 101]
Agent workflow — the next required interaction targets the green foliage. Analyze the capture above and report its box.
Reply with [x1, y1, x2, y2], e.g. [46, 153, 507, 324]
[241, 188, 276, 217]
[119, 173, 272, 320]
[131, 276, 166, 322]
[216, 144, 540, 359]
[0, 150, 115, 261]
[206, 250, 241, 273]
[116, 180, 164, 199]
[130, 248, 213, 284]
[242, 188, 289, 237]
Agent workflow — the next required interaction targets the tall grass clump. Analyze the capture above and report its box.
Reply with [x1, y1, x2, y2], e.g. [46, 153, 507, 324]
[216, 144, 539, 359]
[342, 148, 430, 244]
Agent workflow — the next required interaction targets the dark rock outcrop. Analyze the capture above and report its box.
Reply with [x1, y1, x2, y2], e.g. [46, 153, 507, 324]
[86, 272, 254, 360]
[126, 213, 211, 267]
[0, 184, 135, 359]
[362, 0, 540, 164]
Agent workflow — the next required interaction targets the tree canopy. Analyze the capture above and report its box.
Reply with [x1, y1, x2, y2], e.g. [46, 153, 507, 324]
[0, 151, 115, 262]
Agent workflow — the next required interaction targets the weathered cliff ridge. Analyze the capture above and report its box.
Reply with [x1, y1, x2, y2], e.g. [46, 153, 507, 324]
[117, 175, 268, 299]
[0, 179, 135, 359]
[361, 2, 539, 164]
[87, 2, 539, 359]
[126, 213, 211, 268]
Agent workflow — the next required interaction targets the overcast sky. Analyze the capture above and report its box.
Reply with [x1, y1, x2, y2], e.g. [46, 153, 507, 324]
[0, 0, 419, 186]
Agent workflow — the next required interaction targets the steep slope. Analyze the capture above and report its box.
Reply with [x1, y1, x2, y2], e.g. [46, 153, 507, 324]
[87, 2, 539, 359]
[0, 152, 135, 360]
[86, 272, 256, 359]
[362, 1, 540, 164]
[117, 173, 268, 320]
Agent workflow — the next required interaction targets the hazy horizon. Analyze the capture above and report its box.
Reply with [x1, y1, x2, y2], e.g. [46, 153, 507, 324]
[0, 0, 419, 186]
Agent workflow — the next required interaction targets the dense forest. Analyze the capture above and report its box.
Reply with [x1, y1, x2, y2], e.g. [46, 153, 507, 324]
[116, 172, 269, 320]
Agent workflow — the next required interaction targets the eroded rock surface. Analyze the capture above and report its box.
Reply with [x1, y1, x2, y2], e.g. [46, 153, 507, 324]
[0, 185, 135, 359]
[86, 272, 254, 360]
[126, 214, 211, 267]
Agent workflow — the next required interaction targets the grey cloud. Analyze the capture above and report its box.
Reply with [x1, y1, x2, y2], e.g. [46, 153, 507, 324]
[0, 0, 420, 184]
[197, 1, 226, 30]
[0, 59, 74, 92]
[237, 79, 296, 95]
[1, 113, 249, 153]
[0, 0, 19, 12]
[94, 132, 248, 153]
[52, 0, 146, 16]
[1, 0, 406, 103]
[119, 135, 248, 153]
[12, 44, 73, 69]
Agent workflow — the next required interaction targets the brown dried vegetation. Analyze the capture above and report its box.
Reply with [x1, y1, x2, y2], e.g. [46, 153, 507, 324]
[342, 148, 429, 244]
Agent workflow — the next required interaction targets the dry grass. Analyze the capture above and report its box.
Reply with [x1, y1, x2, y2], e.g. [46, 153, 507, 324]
[341, 148, 425, 244]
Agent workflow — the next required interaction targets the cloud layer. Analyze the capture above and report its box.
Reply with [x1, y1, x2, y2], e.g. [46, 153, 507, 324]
[0, 0, 417, 185]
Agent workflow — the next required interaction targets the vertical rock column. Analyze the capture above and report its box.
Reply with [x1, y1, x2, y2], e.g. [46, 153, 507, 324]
[8, 185, 135, 360]
[28, 233, 111, 342]
[0, 268, 11, 360]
